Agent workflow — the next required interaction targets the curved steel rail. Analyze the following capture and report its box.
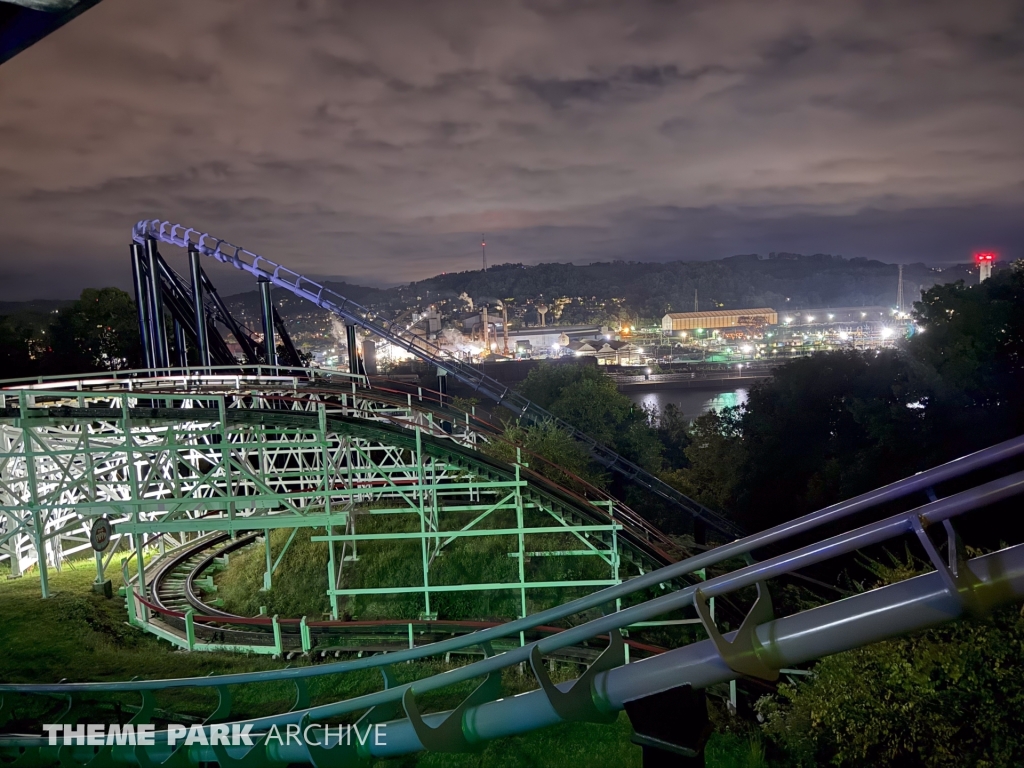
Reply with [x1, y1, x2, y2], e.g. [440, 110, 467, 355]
[147, 529, 666, 662]
[2, 427, 1024, 764]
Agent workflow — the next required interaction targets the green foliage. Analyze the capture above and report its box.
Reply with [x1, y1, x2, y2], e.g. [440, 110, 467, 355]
[663, 407, 744, 512]
[485, 420, 607, 493]
[757, 561, 1024, 767]
[517, 362, 663, 472]
[657, 403, 692, 469]
[0, 315, 36, 380]
[42, 287, 141, 374]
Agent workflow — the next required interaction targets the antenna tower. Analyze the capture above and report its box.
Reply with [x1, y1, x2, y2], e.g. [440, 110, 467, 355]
[896, 264, 905, 314]
[482, 234, 487, 271]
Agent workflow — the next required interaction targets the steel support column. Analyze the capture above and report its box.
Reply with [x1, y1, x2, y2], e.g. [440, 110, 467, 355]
[144, 237, 169, 370]
[258, 278, 277, 368]
[346, 324, 359, 376]
[130, 243, 154, 371]
[188, 245, 211, 368]
[173, 319, 188, 368]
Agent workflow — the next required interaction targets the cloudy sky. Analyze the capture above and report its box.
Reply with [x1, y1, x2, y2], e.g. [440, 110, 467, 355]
[1, 0, 1022, 299]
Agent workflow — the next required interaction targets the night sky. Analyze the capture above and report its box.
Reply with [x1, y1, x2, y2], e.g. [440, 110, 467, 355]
[1, 0, 1022, 300]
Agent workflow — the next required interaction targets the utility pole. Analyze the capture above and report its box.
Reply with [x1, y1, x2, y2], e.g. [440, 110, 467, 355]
[694, 289, 698, 313]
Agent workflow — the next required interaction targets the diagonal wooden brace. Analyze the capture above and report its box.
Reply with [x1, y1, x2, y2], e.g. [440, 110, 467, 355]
[693, 582, 778, 681]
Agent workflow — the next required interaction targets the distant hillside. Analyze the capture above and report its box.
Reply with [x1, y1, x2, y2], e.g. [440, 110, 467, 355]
[215, 254, 981, 334]
[223, 281, 386, 318]
[0, 299, 71, 316]
[0, 256, 982, 342]
[379, 254, 956, 323]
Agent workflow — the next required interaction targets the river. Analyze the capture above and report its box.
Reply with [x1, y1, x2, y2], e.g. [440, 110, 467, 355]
[625, 386, 749, 422]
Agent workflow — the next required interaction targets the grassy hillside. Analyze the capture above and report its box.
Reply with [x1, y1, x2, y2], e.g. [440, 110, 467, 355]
[0, 561, 770, 767]
[217, 508, 616, 622]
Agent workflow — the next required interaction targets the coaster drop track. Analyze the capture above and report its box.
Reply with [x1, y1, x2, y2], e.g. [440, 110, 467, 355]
[130, 220, 743, 542]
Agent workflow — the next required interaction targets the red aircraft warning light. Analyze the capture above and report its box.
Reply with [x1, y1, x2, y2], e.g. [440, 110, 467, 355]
[974, 252, 996, 283]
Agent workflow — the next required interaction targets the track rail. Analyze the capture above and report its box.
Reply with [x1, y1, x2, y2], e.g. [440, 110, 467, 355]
[132, 220, 743, 540]
[3, 429, 1024, 764]
[146, 531, 666, 661]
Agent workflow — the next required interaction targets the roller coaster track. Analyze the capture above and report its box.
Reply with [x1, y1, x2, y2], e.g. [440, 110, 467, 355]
[131, 220, 743, 541]
[0, 369, 690, 575]
[2, 393, 1024, 764]
[145, 531, 666, 664]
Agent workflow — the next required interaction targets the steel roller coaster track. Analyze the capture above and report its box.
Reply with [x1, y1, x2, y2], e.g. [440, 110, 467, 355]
[2, 382, 1024, 764]
[131, 219, 743, 541]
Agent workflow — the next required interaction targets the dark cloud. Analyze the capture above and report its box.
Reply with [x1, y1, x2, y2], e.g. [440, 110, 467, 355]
[0, 0, 1022, 300]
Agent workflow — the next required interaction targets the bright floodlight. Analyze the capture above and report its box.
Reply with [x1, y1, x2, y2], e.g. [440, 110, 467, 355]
[807, 315, 814, 322]
[881, 327, 894, 339]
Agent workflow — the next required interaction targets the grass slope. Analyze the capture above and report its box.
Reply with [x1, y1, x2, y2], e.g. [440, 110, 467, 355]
[0, 560, 769, 767]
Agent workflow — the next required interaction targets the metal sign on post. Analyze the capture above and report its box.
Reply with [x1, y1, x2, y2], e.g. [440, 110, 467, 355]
[90, 517, 113, 552]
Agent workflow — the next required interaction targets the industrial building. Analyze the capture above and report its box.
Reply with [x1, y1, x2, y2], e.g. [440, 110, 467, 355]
[507, 324, 607, 356]
[662, 308, 778, 333]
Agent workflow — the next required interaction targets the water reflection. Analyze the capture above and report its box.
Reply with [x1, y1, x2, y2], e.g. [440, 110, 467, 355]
[627, 388, 749, 422]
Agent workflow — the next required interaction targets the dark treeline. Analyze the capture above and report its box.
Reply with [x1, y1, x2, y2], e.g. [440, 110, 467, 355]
[0, 288, 141, 380]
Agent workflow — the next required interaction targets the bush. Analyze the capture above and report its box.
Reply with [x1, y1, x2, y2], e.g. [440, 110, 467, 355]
[756, 557, 1024, 767]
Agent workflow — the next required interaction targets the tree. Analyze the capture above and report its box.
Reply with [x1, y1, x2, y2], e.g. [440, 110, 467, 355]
[517, 362, 664, 471]
[757, 555, 1024, 767]
[0, 316, 37, 380]
[484, 420, 607, 494]
[657, 402, 692, 469]
[731, 350, 929, 530]
[42, 288, 141, 374]
[662, 407, 744, 512]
